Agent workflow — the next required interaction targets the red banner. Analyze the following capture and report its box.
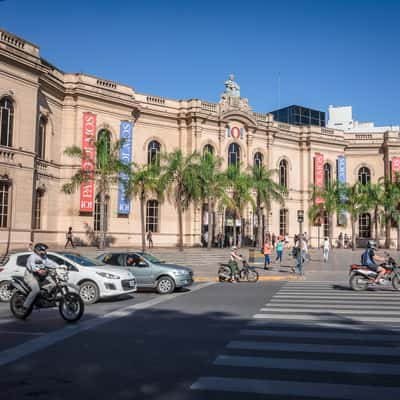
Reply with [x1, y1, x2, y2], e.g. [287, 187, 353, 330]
[79, 113, 96, 212]
[392, 157, 400, 182]
[314, 152, 324, 205]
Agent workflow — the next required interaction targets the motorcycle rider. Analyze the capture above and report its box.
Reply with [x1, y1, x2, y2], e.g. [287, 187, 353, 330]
[228, 246, 243, 282]
[361, 240, 387, 284]
[23, 243, 58, 310]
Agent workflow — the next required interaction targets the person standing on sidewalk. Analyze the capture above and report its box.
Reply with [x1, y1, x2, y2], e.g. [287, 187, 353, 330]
[275, 238, 283, 264]
[263, 239, 272, 270]
[323, 237, 330, 263]
[147, 230, 153, 248]
[65, 227, 75, 249]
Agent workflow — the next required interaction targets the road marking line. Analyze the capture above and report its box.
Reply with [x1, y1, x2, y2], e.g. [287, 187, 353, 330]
[227, 340, 399, 356]
[0, 282, 215, 368]
[214, 355, 400, 375]
[270, 299, 400, 304]
[253, 313, 400, 322]
[190, 377, 400, 399]
[239, 329, 400, 341]
[266, 303, 400, 309]
[260, 307, 400, 315]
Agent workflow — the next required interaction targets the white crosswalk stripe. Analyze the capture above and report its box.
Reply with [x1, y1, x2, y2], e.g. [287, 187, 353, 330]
[191, 281, 400, 399]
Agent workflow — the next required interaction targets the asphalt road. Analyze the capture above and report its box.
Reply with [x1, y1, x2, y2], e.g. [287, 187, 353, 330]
[1, 280, 400, 399]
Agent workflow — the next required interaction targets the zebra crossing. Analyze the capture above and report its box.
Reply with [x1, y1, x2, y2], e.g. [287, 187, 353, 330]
[191, 281, 400, 399]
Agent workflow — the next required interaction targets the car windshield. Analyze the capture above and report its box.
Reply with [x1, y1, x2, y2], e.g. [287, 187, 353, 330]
[141, 253, 164, 264]
[62, 253, 105, 267]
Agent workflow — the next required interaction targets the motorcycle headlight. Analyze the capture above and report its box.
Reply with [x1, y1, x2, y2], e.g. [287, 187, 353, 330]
[97, 272, 120, 280]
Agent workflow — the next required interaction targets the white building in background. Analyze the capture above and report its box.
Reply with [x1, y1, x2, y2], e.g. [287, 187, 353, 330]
[327, 105, 399, 133]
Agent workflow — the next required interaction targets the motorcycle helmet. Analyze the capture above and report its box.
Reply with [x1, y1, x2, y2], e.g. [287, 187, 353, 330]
[231, 246, 237, 251]
[34, 242, 48, 256]
[367, 240, 377, 250]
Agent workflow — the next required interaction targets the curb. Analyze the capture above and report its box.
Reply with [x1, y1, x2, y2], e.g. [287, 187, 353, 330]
[194, 275, 300, 282]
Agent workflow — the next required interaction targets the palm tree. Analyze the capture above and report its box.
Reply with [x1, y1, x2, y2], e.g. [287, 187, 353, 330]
[198, 151, 228, 249]
[62, 133, 129, 250]
[225, 165, 255, 247]
[362, 182, 384, 244]
[161, 150, 201, 251]
[309, 181, 340, 249]
[343, 182, 366, 251]
[125, 163, 163, 252]
[380, 177, 400, 249]
[251, 165, 287, 248]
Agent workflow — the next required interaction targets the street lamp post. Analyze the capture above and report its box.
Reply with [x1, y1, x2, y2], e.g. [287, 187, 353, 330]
[297, 210, 304, 275]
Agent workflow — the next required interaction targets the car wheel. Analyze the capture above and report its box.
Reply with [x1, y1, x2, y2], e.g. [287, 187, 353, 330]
[79, 281, 100, 304]
[156, 276, 175, 294]
[0, 281, 12, 302]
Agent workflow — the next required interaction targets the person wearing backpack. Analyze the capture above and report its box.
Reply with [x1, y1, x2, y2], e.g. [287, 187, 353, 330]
[263, 239, 272, 270]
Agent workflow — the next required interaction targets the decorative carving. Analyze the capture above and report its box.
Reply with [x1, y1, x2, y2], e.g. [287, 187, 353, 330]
[219, 74, 252, 114]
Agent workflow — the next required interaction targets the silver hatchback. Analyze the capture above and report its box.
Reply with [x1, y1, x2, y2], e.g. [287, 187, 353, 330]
[97, 252, 194, 294]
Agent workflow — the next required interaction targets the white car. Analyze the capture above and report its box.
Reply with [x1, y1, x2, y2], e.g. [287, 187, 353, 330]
[0, 251, 137, 304]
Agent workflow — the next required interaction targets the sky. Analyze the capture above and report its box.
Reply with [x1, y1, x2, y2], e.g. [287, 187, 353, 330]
[1, 0, 400, 126]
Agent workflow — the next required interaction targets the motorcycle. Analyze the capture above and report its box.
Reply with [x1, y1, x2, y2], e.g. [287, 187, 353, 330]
[218, 259, 259, 283]
[9, 265, 84, 322]
[349, 256, 400, 291]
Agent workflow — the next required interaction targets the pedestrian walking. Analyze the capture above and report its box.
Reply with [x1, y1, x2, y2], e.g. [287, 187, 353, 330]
[263, 239, 272, 270]
[275, 238, 283, 264]
[338, 232, 343, 249]
[147, 230, 153, 248]
[271, 233, 276, 249]
[295, 235, 307, 276]
[284, 233, 289, 249]
[344, 233, 349, 249]
[323, 237, 330, 263]
[65, 227, 75, 248]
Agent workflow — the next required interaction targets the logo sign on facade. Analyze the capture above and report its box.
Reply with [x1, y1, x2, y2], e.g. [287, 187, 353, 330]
[337, 155, 347, 225]
[79, 113, 96, 212]
[118, 121, 133, 214]
[392, 157, 400, 182]
[226, 125, 245, 140]
[314, 152, 324, 205]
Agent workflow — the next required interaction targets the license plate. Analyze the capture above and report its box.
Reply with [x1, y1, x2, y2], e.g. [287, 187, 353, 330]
[128, 280, 135, 287]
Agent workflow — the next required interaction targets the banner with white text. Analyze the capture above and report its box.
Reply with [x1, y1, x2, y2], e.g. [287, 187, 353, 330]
[118, 121, 133, 214]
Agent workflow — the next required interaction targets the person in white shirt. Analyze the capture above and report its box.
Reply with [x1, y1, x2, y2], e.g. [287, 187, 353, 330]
[323, 237, 330, 263]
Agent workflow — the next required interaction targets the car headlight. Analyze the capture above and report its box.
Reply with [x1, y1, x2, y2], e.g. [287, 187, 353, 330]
[173, 270, 186, 276]
[96, 272, 120, 280]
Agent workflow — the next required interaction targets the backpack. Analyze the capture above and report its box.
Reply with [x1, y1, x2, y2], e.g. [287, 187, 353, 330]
[291, 246, 299, 258]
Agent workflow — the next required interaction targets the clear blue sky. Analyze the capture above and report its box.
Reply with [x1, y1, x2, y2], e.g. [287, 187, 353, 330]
[1, 0, 399, 125]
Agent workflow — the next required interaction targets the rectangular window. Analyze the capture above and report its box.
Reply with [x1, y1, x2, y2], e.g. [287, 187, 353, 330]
[279, 209, 287, 236]
[33, 192, 42, 230]
[146, 200, 159, 233]
[0, 183, 9, 228]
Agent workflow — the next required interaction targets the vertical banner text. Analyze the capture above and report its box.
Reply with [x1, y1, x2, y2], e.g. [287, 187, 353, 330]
[314, 152, 324, 205]
[392, 157, 400, 182]
[118, 121, 133, 214]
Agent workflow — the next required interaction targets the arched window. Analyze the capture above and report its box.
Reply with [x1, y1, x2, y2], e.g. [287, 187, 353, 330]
[279, 159, 288, 188]
[228, 143, 240, 167]
[37, 116, 47, 159]
[359, 213, 371, 238]
[324, 163, 331, 189]
[0, 181, 10, 228]
[279, 208, 288, 236]
[358, 167, 371, 185]
[203, 144, 214, 156]
[254, 152, 263, 169]
[146, 200, 159, 232]
[94, 194, 109, 232]
[33, 189, 43, 230]
[97, 129, 111, 152]
[0, 97, 14, 147]
[148, 140, 161, 165]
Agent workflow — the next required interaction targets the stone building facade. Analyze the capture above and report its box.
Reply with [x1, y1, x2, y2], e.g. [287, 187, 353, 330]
[1, 28, 400, 250]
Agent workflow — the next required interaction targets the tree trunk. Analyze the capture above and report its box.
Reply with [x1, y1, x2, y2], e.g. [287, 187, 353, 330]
[265, 206, 270, 236]
[99, 189, 106, 250]
[374, 207, 379, 246]
[233, 210, 237, 247]
[385, 216, 391, 248]
[397, 225, 400, 251]
[328, 213, 333, 251]
[140, 189, 146, 252]
[351, 217, 356, 251]
[257, 208, 263, 249]
[177, 191, 184, 251]
[207, 196, 213, 250]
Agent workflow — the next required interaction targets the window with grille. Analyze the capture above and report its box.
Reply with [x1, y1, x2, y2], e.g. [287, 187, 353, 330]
[33, 190, 42, 230]
[359, 213, 371, 238]
[0, 97, 14, 147]
[37, 117, 47, 159]
[324, 163, 331, 189]
[0, 182, 9, 228]
[323, 211, 329, 238]
[358, 167, 371, 185]
[148, 141, 161, 165]
[254, 152, 263, 169]
[279, 159, 288, 188]
[94, 194, 108, 232]
[146, 200, 159, 232]
[203, 144, 214, 156]
[279, 209, 288, 236]
[228, 143, 240, 167]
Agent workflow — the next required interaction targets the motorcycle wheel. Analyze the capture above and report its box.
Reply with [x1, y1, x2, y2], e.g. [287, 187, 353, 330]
[247, 270, 259, 283]
[59, 293, 84, 323]
[350, 274, 368, 291]
[392, 275, 400, 291]
[10, 292, 32, 319]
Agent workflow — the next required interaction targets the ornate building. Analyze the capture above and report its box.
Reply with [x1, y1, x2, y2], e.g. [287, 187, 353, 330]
[1, 28, 400, 250]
